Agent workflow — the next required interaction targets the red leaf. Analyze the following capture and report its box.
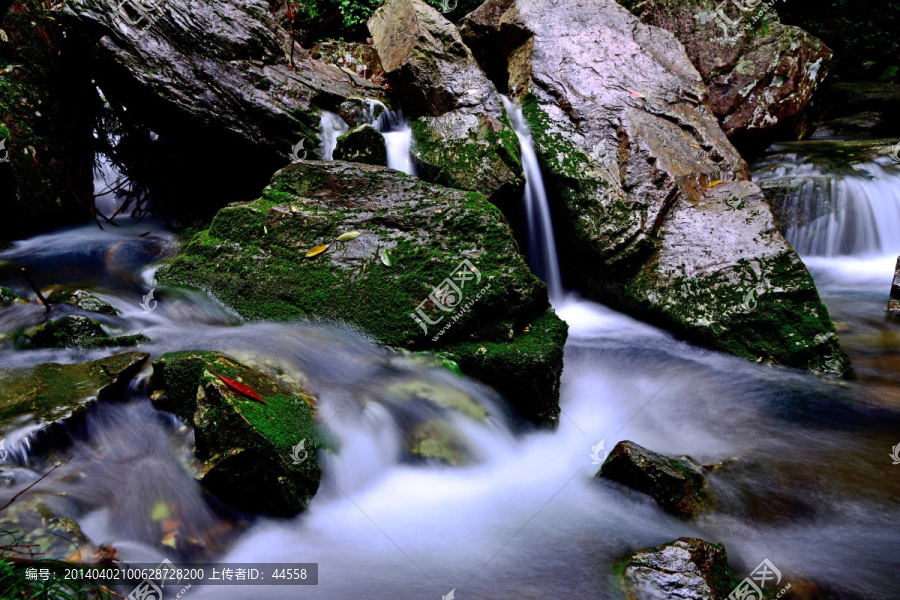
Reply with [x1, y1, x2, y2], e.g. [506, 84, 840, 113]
[214, 373, 265, 404]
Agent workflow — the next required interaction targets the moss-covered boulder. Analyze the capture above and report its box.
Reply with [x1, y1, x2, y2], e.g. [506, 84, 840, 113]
[368, 0, 524, 206]
[460, 0, 851, 377]
[0, 352, 148, 439]
[598, 440, 708, 519]
[150, 351, 321, 516]
[14, 315, 147, 350]
[618, 0, 831, 148]
[46, 289, 117, 315]
[157, 160, 567, 423]
[334, 124, 388, 166]
[620, 537, 740, 600]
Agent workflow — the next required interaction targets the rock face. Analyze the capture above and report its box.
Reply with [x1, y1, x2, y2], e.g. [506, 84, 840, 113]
[310, 41, 386, 85]
[0, 352, 148, 439]
[598, 441, 707, 519]
[334, 124, 388, 166]
[460, 0, 851, 377]
[890, 257, 900, 315]
[65, 0, 381, 166]
[157, 161, 567, 423]
[150, 351, 321, 516]
[618, 0, 831, 145]
[621, 537, 739, 600]
[368, 0, 524, 206]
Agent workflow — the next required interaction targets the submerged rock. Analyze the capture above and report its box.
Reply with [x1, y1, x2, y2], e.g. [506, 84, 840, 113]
[598, 440, 707, 519]
[0, 495, 98, 562]
[334, 124, 388, 166]
[890, 257, 900, 315]
[618, 0, 831, 147]
[158, 161, 567, 423]
[460, 0, 851, 377]
[150, 351, 321, 516]
[368, 0, 524, 206]
[14, 315, 147, 350]
[620, 537, 739, 600]
[0, 352, 148, 439]
[0, 286, 18, 306]
[46, 289, 118, 315]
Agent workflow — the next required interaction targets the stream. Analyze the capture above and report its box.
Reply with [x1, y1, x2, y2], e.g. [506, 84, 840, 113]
[1, 139, 899, 599]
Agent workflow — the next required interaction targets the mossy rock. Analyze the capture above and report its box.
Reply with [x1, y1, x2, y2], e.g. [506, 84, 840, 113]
[0, 495, 97, 563]
[46, 289, 118, 315]
[0, 286, 18, 306]
[406, 418, 470, 465]
[150, 351, 321, 516]
[334, 124, 388, 166]
[157, 161, 567, 424]
[621, 537, 741, 600]
[0, 351, 149, 439]
[598, 440, 709, 519]
[13, 315, 147, 349]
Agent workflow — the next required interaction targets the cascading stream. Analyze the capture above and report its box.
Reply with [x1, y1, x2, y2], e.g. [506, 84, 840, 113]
[318, 101, 416, 175]
[501, 96, 564, 301]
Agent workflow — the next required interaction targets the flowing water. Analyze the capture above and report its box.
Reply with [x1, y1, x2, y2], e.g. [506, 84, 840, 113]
[1, 139, 899, 599]
[319, 101, 416, 175]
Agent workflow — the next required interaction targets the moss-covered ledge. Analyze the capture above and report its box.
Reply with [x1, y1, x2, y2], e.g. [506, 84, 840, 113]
[158, 161, 567, 424]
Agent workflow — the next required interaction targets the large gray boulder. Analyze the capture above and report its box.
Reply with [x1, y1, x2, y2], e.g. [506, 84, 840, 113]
[368, 0, 524, 206]
[617, 0, 831, 145]
[65, 0, 382, 161]
[460, 0, 851, 376]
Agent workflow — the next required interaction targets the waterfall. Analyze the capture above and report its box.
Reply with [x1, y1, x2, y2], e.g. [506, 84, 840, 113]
[318, 101, 417, 175]
[319, 111, 349, 161]
[502, 96, 564, 300]
[754, 146, 900, 257]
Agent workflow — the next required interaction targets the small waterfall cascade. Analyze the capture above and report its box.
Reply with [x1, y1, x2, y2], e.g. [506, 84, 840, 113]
[502, 96, 564, 300]
[319, 111, 349, 161]
[753, 142, 900, 257]
[318, 100, 416, 175]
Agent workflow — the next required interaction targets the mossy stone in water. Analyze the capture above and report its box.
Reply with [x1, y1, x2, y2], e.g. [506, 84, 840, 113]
[0, 286, 18, 306]
[334, 125, 388, 166]
[46, 289, 118, 315]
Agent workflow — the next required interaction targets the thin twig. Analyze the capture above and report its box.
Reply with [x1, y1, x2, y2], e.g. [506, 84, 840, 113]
[0, 457, 72, 512]
[20, 268, 50, 313]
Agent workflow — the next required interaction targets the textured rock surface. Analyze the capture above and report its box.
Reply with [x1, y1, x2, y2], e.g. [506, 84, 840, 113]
[0, 352, 148, 439]
[158, 161, 567, 423]
[890, 257, 900, 315]
[460, 0, 851, 376]
[150, 351, 321, 516]
[65, 0, 381, 162]
[334, 124, 388, 166]
[621, 537, 738, 600]
[618, 0, 831, 143]
[598, 440, 707, 519]
[368, 0, 524, 205]
[310, 40, 386, 85]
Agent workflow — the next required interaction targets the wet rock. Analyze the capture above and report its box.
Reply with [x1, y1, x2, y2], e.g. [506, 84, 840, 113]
[0, 495, 98, 562]
[368, 0, 524, 205]
[0, 286, 18, 306]
[598, 441, 707, 519]
[150, 351, 321, 516]
[621, 537, 739, 600]
[338, 97, 387, 128]
[46, 289, 117, 315]
[15, 315, 147, 349]
[889, 257, 900, 315]
[157, 161, 567, 424]
[618, 0, 831, 147]
[460, 0, 851, 377]
[310, 41, 386, 84]
[0, 352, 148, 439]
[64, 0, 382, 165]
[334, 124, 388, 166]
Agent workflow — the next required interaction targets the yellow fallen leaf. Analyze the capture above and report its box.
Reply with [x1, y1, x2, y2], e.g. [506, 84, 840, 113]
[290, 205, 298, 214]
[336, 231, 362, 241]
[161, 533, 178, 549]
[707, 180, 724, 188]
[306, 244, 329, 257]
[263, 225, 268, 235]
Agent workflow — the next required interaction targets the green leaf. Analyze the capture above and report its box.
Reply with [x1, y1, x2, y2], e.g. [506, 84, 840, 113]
[379, 248, 393, 267]
[336, 231, 362, 241]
